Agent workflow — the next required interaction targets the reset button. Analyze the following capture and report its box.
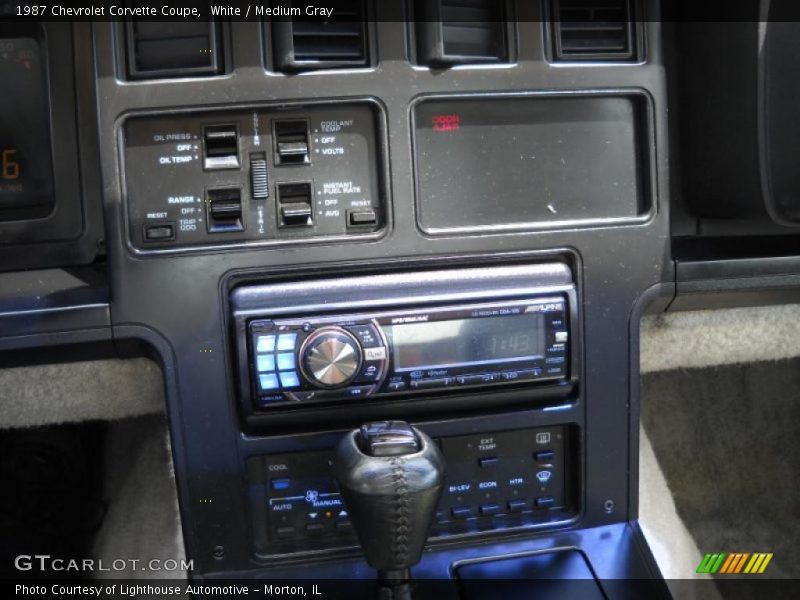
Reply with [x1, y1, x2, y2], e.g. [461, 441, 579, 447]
[144, 223, 175, 241]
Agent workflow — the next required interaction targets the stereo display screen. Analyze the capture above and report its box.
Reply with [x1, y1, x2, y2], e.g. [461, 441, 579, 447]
[387, 313, 546, 372]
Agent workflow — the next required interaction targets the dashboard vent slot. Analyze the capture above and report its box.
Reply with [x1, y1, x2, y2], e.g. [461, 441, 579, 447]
[551, 0, 636, 61]
[415, 0, 508, 65]
[272, 0, 368, 71]
[126, 21, 223, 79]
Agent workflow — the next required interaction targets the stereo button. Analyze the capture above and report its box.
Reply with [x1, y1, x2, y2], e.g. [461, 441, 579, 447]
[364, 347, 387, 361]
[355, 361, 383, 383]
[456, 373, 498, 385]
[279, 371, 300, 388]
[255, 335, 276, 353]
[501, 369, 540, 382]
[410, 378, 453, 390]
[256, 354, 276, 373]
[258, 373, 280, 392]
[341, 386, 373, 398]
[276, 353, 296, 371]
[346, 325, 382, 348]
[277, 333, 298, 351]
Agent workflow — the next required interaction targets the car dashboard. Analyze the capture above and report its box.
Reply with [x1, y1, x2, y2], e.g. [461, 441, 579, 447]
[2, 2, 800, 597]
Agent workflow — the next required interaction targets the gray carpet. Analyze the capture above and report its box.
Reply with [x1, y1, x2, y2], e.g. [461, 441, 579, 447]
[640, 304, 800, 373]
[92, 414, 186, 580]
[642, 359, 800, 580]
[0, 358, 164, 429]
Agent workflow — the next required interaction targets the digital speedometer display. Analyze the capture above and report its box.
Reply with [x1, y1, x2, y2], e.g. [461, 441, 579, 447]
[0, 36, 54, 218]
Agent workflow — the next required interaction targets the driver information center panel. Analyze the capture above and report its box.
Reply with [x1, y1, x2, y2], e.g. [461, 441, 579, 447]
[122, 101, 385, 251]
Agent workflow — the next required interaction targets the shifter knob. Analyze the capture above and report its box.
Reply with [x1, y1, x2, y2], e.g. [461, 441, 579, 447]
[333, 421, 445, 574]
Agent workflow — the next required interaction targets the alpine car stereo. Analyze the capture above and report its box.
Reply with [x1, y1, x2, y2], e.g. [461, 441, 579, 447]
[231, 263, 577, 421]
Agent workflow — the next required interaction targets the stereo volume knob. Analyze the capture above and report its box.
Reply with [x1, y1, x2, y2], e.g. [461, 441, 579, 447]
[300, 327, 363, 389]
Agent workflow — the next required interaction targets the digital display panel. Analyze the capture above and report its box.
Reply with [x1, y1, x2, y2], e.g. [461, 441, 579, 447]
[387, 313, 546, 372]
[0, 36, 54, 218]
[414, 96, 645, 232]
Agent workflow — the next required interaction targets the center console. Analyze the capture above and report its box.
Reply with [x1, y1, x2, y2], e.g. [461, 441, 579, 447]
[230, 263, 581, 564]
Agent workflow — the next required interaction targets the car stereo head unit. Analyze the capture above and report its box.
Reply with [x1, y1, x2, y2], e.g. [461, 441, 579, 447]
[231, 263, 578, 422]
[245, 296, 569, 408]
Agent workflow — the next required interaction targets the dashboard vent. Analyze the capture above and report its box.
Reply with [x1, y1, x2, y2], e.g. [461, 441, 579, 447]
[126, 21, 223, 79]
[415, 0, 508, 65]
[551, 0, 636, 61]
[272, 0, 368, 71]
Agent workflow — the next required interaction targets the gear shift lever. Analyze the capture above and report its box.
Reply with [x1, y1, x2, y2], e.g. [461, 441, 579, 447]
[333, 421, 445, 599]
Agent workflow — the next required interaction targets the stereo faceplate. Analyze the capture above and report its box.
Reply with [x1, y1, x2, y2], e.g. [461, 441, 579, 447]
[231, 263, 579, 426]
[245, 297, 570, 409]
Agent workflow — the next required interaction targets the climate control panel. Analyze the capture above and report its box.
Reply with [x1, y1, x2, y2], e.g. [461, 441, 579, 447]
[122, 101, 385, 252]
[246, 425, 574, 558]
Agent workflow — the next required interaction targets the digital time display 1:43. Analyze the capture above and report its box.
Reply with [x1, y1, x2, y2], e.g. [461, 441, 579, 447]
[389, 313, 547, 372]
